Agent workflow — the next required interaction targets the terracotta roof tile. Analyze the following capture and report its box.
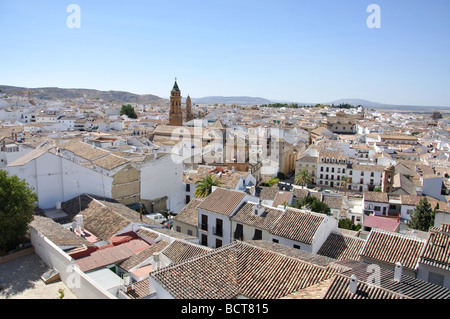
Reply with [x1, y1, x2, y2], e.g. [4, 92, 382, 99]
[150, 241, 338, 299]
[269, 208, 325, 244]
[317, 232, 365, 261]
[419, 223, 450, 271]
[360, 229, 426, 271]
[197, 188, 247, 216]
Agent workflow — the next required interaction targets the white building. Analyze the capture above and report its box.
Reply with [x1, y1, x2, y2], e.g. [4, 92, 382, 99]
[6, 145, 114, 209]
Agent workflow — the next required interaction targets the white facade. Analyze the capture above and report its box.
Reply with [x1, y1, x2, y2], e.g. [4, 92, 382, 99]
[139, 153, 185, 214]
[416, 264, 450, 290]
[422, 176, 446, 201]
[6, 149, 113, 209]
[0, 142, 34, 168]
[269, 213, 337, 254]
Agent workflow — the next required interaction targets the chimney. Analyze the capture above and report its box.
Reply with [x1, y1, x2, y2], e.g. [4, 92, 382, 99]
[349, 275, 358, 294]
[76, 215, 84, 232]
[252, 203, 265, 217]
[152, 252, 160, 270]
[121, 273, 133, 293]
[394, 262, 403, 282]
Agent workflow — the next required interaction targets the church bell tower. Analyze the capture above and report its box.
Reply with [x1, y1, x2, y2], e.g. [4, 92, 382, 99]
[169, 79, 183, 126]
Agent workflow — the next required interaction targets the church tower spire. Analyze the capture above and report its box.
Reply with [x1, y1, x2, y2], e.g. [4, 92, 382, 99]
[186, 95, 193, 122]
[169, 79, 183, 126]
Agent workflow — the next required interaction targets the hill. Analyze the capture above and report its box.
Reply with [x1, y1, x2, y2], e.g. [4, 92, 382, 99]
[0, 85, 167, 105]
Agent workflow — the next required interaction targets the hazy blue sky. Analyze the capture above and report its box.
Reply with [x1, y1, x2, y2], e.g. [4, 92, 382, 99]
[1, 0, 449, 106]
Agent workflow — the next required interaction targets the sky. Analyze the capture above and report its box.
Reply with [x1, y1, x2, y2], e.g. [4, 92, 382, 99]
[0, 0, 449, 106]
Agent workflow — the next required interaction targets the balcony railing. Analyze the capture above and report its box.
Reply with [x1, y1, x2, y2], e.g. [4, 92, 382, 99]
[198, 223, 208, 231]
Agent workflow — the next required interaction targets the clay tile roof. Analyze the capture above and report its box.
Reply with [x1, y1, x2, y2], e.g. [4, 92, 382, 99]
[322, 196, 343, 210]
[60, 140, 110, 161]
[259, 187, 279, 200]
[317, 232, 365, 261]
[197, 188, 247, 216]
[360, 229, 426, 271]
[324, 259, 450, 299]
[162, 240, 210, 264]
[270, 208, 325, 245]
[29, 215, 95, 247]
[362, 215, 400, 232]
[272, 191, 293, 207]
[364, 191, 389, 203]
[150, 241, 339, 299]
[91, 154, 129, 170]
[419, 223, 450, 272]
[8, 147, 47, 167]
[231, 202, 284, 230]
[173, 198, 204, 227]
[118, 240, 169, 272]
[61, 194, 160, 241]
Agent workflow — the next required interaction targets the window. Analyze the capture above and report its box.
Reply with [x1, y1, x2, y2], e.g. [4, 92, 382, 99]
[176, 226, 181, 232]
[201, 234, 208, 246]
[215, 238, 222, 248]
[185, 195, 190, 204]
[253, 229, 262, 240]
[272, 238, 279, 243]
[186, 184, 190, 191]
[234, 223, 244, 240]
[187, 229, 193, 236]
[214, 218, 223, 237]
[200, 214, 208, 231]
[293, 244, 300, 249]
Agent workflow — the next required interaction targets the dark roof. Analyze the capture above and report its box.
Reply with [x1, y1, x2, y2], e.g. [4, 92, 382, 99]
[317, 232, 365, 261]
[172, 80, 180, 92]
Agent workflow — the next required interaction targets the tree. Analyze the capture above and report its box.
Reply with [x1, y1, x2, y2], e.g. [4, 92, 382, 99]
[194, 175, 223, 198]
[120, 104, 137, 119]
[408, 197, 434, 231]
[294, 169, 312, 188]
[339, 218, 361, 231]
[339, 176, 350, 195]
[0, 170, 38, 254]
[295, 196, 331, 216]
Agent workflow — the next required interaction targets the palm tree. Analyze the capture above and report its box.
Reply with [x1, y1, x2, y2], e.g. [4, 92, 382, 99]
[194, 175, 224, 198]
[340, 176, 350, 195]
[294, 169, 312, 188]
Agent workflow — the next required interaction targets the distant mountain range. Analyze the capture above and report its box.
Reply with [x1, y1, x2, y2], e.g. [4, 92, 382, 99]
[1, 85, 448, 111]
[0, 85, 166, 105]
[190, 96, 272, 105]
[325, 99, 450, 111]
